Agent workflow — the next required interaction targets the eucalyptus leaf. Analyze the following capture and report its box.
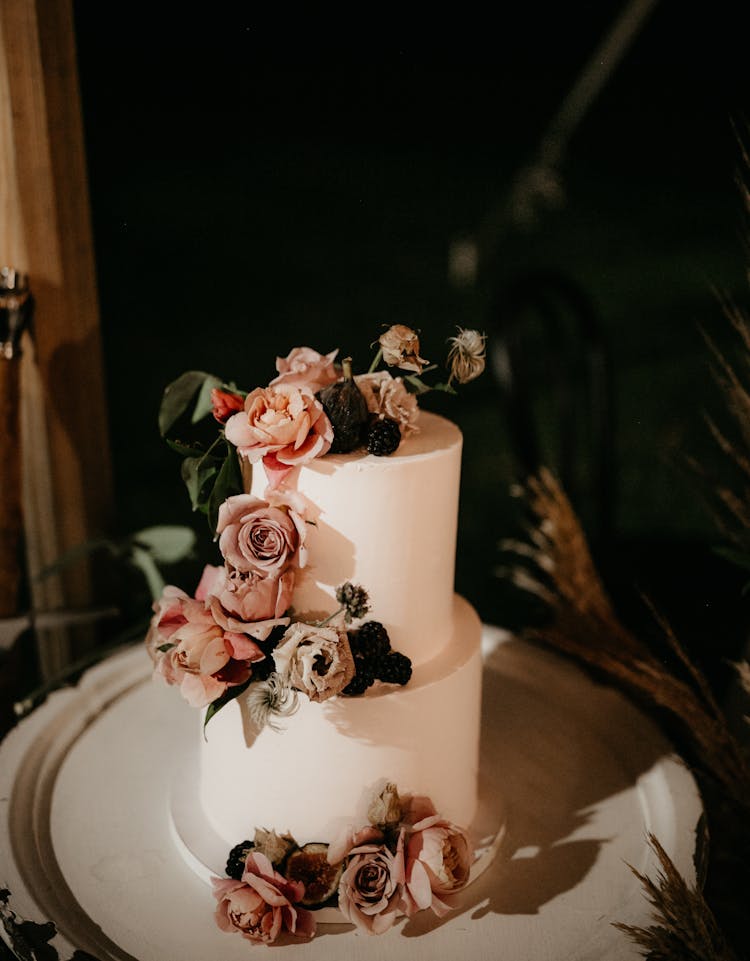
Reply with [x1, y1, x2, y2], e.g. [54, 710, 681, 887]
[204, 679, 252, 737]
[130, 545, 166, 601]
[159, 370, 221, 437]
[131, 525, 197, 564]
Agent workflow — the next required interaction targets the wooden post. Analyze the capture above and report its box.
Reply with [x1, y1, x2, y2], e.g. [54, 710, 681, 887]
[0, 0, 113, 677]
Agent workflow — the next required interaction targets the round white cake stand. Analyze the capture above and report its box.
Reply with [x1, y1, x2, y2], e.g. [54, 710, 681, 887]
[0, 627, 703, 961]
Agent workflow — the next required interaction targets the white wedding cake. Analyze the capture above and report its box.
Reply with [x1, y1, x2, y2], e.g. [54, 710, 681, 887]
[148, 329, 500, 943]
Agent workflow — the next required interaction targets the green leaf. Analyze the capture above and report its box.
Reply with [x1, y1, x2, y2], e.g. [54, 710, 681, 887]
[156, 643, 175, 653]
[159, 371, 221, 437]
[432, 381, 458, 395]
[713, 544, 750, 572]
[207, 444, 243, 534]
[181, 456, 219, 512]
[131, 525, 197, 564]
[165, 437, 206, 458]
[192, 374, 223, 423]
[204, 679, 252, 737]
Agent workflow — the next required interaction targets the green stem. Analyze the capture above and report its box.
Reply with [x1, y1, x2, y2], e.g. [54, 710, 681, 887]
[368, 347, 383, 373]
[317, 605, 345, 627]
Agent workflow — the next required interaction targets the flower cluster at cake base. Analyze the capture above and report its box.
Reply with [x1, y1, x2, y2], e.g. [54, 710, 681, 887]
[213, 783, 473, 944]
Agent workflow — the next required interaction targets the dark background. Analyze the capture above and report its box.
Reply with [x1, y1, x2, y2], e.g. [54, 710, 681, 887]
[71, 2, 750, 686]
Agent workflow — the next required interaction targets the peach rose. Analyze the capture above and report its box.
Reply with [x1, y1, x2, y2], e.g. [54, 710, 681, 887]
[402, 797, 472, 918]
[217, 493, 306, 577]
[224, 383, 333, 468]
[212, 851, 315, 944]
[272, 621, 355, 702]
[200, 564, 293, 641]
[270, 346, 339, 392]
[144, 585, 189, 663]
[337, 834, 406, 935]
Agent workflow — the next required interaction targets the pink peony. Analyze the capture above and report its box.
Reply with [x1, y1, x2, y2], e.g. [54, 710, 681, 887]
[269, 346, 339, 392]
[337, 835, 406, 935]
[202, 564, 292, 640]
[224, 383, 333, 472]
[402, 797, 472, 918]
[210, 387, 245, 423]
[212, 852, 315, 944]
[217, 493, 306, 577]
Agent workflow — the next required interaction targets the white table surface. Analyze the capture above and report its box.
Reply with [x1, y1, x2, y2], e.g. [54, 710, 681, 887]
[0, 627, 703, 960]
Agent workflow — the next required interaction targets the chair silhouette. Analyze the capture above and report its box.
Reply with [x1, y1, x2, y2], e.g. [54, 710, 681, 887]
[489, 269, 615, 548]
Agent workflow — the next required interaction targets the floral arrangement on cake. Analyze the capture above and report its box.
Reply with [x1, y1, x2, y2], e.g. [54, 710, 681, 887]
[212, 782, 473, 943]
[146, 324, 484, 727]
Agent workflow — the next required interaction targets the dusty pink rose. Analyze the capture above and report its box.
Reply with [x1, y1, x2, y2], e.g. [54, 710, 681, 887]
[146, 587, 264, 707]
[200, 564, 292, 641]
[327, 824, 384, 866]
[270, 346, 339, 392]
[354, 371, 419, 435]
[338, 834, 406, 935]
[402, 797, 472, 918]
[210, 387, 245, 423]
[224, 383, 333, 472]
[212, 851, 315, 944]
[217, 493, 306, 577]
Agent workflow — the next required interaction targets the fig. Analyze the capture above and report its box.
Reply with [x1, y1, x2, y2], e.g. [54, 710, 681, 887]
[284, 842, 343, 907]
[318, 357, 368, 453]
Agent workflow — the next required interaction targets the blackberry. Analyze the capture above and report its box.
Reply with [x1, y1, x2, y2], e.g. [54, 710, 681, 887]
[376, 651, 412, 686]
[365, 416, 401, 456]
[355, 621, 391, 659]
[226, 840, 254, 879]
[342, 656, 375, 696]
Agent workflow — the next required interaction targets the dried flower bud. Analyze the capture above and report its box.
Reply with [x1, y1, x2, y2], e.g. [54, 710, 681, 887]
[368, 782, 403, 829]
[379, 325, 428, 374]
[335, 582, 370, 622]
[246, 672, 299, 731]
[446, 327, 486, 385]
[253, 828, 297, 868]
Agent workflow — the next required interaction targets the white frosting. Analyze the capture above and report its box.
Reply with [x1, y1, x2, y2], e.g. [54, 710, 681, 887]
[200, 411, 483, 848]
[249, 411, 463, 666]
[200, 596, 482, 845]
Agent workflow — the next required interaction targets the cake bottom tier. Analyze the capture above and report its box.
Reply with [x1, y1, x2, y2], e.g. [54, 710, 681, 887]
[199, 595, 483, 847]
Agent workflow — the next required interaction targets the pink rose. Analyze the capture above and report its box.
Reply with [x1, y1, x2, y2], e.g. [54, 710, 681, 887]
[217, 493, 306, 577]
[402, 797, 472, 918]
[210, 387, 245, 423]
[224, 384, 333, 472]
[146, 584, 264, 708]
[338, 835, 406, 935]
[201, 564, 292, 640]
[212, 851, 315, 944]
[269, 346, 339, 392]
[327, 824, 384, 867]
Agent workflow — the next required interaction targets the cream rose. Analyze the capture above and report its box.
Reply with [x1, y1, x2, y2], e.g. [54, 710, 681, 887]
[224, 383, 333, 467]
[270, 346, 339, 392]
[272, 621, 355, 702]
[355, 371, 419, 435]
[402, 796, 472, 918]
[217, 493, 306, 577]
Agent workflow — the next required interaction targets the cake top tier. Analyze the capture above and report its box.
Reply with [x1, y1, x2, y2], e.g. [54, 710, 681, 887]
[250, 410, 463, 666]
